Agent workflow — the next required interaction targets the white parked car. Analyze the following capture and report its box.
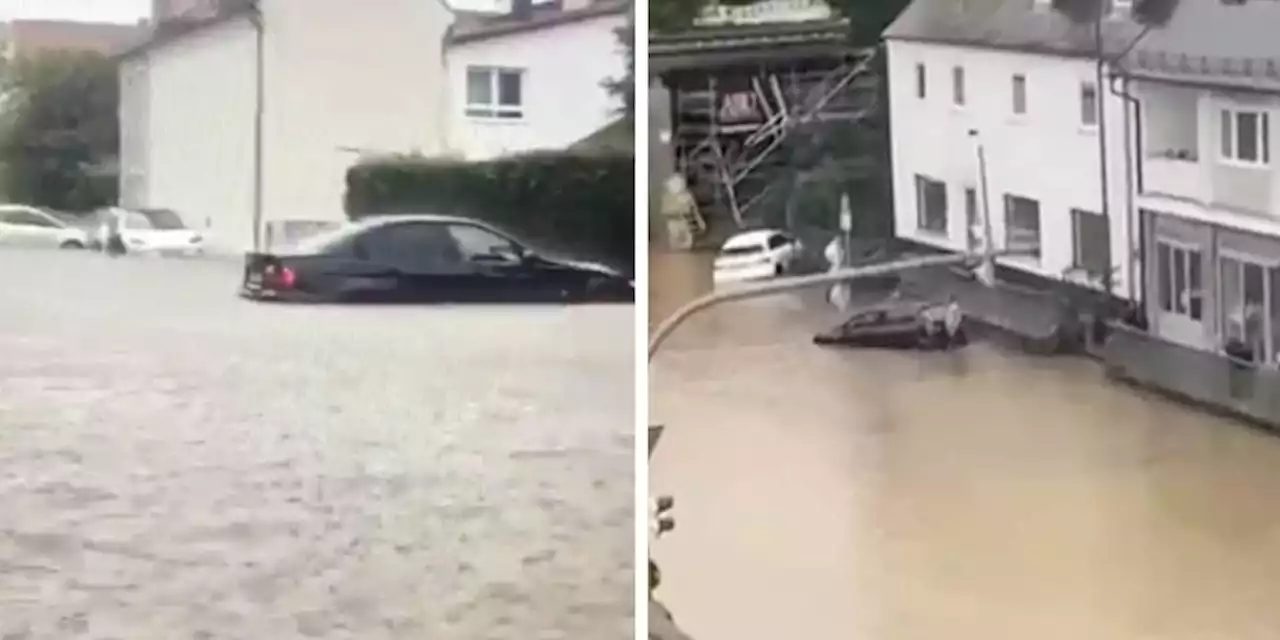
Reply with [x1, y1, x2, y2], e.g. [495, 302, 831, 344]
[0, 204, 91, 250]
[98, 207, 205, 257]
[712, 228, 803, 284]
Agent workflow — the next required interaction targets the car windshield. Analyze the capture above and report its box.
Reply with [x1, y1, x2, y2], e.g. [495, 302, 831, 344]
[140, 209, 187, 230]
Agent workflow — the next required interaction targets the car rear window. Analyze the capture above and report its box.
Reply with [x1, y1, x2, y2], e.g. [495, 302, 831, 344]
[720, 244, 764, 257]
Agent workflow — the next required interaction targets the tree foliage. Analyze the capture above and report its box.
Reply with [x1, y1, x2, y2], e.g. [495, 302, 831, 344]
[0, 51, 119, 210]
[603, 19, 636, 123]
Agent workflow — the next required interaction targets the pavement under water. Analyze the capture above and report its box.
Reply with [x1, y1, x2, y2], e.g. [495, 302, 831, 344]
[0, 249, 634, 639]
[650, 250, 1280, 640]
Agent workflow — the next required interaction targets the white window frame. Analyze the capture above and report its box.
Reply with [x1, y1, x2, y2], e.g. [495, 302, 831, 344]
[1155, 239, 1204, 322]
[1220, 107, 1271, 167]
[1003, 194, 1041, 259]
[1217, 251, 1280, 362]
[1080, 81, 1099, 128]
[1012, 74, 1027, 116]
[914, 174, 948, 235]
[465, 66, 525, 120]
[952, 65, 965, 107]
[1070, 208, 1110, 280]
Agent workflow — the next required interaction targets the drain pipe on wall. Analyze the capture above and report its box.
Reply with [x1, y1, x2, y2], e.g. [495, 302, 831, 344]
[1093, 16, 1114, 296]
[1109, 72, 1143, 315]
[249, 1, 266, 252]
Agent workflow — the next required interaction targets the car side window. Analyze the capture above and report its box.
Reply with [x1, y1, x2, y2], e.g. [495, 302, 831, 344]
[364, 223, 466, 272]
[447, 224, 518, 260]
[767, 234, 788, 250]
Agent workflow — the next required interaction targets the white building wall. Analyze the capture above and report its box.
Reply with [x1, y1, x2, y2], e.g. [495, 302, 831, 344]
[887, 39, 1135, 300]
[132, 18, 257, 254]
[259, 0, 453, 229]
[445, 12, 625, 160]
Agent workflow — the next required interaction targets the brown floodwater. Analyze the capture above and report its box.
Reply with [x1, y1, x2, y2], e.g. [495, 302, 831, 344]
[649, 250, 1280, 640]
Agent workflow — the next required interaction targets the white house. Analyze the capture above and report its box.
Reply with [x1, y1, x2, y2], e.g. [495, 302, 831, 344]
[117, 0, 454, 255]
[883, 0, 1142, 301]
[1120, 0, 1280, 364]
[445, 0, 627, 160]
[117, 0, 627, 255]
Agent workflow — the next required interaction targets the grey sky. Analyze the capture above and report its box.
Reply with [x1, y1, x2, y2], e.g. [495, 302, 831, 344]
[0, 0, 149, 23]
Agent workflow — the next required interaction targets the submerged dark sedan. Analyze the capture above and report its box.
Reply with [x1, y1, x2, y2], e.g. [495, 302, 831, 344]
[240, 214, 633, 304]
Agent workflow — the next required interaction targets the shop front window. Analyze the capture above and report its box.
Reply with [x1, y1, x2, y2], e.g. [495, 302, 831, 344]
[1220, 255, 1280, 364]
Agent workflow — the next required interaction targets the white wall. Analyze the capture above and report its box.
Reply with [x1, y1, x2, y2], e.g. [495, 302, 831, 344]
[130, 18, 258, 254]
[260, 0, 453, 227]
[445, 12, 625, 160]
[887, 39, 1135, 300]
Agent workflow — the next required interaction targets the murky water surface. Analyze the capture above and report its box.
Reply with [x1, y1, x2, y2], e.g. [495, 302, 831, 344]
[650, 250, 1280, 640]
[0, 250, 633, 639]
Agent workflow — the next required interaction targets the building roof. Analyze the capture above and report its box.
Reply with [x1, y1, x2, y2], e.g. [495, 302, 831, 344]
[883, 0, 1280, 89]
[1, 19, 146, 57]
[650, 18, 857, 71]
[447, 0, 628, 46]
[115, 3, 254, 61]
[1121, 0, 1280, 91]
[882, 0, 1144, 58]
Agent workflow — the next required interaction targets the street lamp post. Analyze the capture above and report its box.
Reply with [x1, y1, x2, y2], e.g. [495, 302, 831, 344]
[968, 129, 996, 287]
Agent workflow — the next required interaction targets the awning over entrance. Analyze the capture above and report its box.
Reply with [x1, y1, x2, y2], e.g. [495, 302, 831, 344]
[650, 19, 856, 72]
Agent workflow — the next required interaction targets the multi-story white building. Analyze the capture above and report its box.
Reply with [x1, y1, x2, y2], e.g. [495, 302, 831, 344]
[1121, 0, 1280, 364]
[883, 0, 1143, 301]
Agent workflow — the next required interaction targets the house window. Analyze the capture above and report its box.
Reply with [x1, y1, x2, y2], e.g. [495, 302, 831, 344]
[964, 187, 979, 252]
[916, 63, 927, 99]
[915, 175, 947, 234]
[1220, 108, 1270, 165]
[465, 66, 524, 119]
[1070, 208, 1110, 280]
[1003, 194, 1040, 258]
[1080, 82, 1098, 127]
[1216, 255, 1280, 363]
[1156, 241, 1203, 321]
[1012, 74, 1027, 115]
[952, 66, 965, 106]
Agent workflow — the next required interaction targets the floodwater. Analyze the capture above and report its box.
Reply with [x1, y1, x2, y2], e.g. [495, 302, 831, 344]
[0, 249, 633, 639]
[649, 250, 1280, 640]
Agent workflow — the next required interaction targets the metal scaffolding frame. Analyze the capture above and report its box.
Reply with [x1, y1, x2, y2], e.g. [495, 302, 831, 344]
[670, 47, 879, 230]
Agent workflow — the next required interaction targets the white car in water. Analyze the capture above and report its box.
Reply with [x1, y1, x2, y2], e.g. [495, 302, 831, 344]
[0, 205, 91, 250]
[712, 228, 802, 285]
[97, 207, 205, 257]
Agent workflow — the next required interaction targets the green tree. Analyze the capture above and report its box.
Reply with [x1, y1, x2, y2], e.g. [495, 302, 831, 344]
[0, 51, 119, 210]
[603, 18, 636, 123]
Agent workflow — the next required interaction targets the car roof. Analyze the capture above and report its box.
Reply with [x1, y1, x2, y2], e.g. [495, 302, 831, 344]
[356, 214, 514, 234]
[722, 228, 786, 248]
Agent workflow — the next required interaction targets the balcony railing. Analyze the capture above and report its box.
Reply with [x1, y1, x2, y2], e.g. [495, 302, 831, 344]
[1143, 152, 1208, 203]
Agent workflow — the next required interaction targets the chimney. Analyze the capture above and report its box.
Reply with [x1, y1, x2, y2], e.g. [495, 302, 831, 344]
[511, 0, 534, 18]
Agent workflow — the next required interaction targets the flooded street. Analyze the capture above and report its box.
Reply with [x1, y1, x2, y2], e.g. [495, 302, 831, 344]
[650, 250, 1280, 640]
[0, 250, 633, 639]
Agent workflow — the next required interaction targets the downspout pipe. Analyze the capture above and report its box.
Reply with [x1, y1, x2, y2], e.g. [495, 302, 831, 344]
[1093, 15, 1114, 296]
[249, 1, 265, 252]
[1109, 71, 1143, 317]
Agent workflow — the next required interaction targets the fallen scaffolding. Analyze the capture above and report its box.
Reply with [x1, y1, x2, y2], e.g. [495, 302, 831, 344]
[670, 47, 879, 229]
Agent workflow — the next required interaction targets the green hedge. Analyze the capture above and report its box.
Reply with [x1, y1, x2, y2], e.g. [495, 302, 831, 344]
[345, 151, 634, 275]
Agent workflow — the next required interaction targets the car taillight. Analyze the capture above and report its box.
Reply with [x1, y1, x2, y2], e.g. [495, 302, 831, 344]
[264, 264, 296, 289]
